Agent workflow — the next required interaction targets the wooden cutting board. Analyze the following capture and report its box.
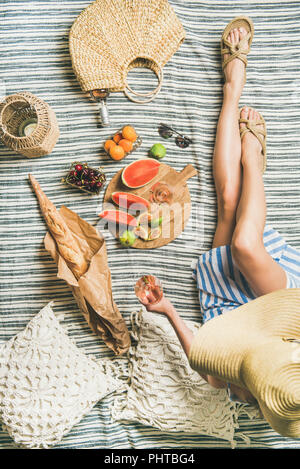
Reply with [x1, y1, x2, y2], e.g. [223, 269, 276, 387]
[103, 162, 197, 249]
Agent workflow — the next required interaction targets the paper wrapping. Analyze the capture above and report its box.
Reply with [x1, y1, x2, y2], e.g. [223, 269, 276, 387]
[44, 205, 131, 355]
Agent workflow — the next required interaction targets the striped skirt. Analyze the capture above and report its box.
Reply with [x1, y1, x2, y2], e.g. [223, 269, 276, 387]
[192, 226, 300, 324]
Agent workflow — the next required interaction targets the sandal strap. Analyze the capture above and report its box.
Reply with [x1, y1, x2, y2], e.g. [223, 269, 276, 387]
[221, 31, 251, 70]
[239, 119, 267, 157]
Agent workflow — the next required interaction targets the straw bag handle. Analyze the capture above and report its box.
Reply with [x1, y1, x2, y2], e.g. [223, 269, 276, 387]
[123, 62, 164, 104]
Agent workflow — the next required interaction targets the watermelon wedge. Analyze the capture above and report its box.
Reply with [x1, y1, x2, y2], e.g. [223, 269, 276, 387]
[112, 191, 150, 211]
[98, 210, 137, 227]
[121, 158, 160, 189]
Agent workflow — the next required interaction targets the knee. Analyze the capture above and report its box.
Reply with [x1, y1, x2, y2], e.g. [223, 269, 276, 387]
[231, 230, 261, 265]
[217, 183, 239, 218]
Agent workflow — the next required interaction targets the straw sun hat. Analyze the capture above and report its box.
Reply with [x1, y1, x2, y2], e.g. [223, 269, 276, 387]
[188, 289, 300, 438]
[69, 0, 185, 103]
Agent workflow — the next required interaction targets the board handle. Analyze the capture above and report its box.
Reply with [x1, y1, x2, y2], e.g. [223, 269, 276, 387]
[178, 164, 198, 184]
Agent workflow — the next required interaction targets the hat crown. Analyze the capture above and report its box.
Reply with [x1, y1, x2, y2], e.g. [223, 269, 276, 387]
[242, 340, 300, 419]
[188, 289, 300, 437]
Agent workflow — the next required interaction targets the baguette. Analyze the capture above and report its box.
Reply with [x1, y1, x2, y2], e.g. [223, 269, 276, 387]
[29, 174, 88, 279]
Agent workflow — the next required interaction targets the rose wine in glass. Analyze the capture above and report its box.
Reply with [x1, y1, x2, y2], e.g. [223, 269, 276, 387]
[135, 275, 163, 305]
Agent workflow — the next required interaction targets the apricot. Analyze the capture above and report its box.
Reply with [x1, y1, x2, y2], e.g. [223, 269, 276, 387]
[119, 138, 133, 153]
[104, 139, 116, 152]
[109, 144, 126, 160]
[113, 132, 122, 143]
[122, 125, 137, 142]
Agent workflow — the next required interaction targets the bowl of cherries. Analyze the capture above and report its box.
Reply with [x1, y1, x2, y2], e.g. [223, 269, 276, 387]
[62, 162, 106, 195]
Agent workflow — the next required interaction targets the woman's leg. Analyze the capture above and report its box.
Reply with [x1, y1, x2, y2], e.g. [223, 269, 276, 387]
[208, 27, 248, 389]
[231, 107, 287, 296]
[212, 27, 246, 248]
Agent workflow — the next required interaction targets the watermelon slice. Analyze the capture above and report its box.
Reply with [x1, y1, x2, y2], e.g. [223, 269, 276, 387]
[98, 210, 138, 227]
[121, 158, 160, 189]
[112, 192, 150, 211]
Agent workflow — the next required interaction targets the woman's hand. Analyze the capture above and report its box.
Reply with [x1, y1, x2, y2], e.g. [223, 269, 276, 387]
[139, 296, 176, 317]
[139, 295, 194, 358]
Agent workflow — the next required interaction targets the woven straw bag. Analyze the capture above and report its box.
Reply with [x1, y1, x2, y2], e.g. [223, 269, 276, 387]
[69, 0, 185, 103]
[0, 92, 59, 158]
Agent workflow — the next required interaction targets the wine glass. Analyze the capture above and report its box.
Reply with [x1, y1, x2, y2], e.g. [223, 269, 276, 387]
[134, 275, 163, 305]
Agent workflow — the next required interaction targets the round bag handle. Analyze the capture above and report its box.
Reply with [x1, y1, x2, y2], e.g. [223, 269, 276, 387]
[123, 61, 164, 104]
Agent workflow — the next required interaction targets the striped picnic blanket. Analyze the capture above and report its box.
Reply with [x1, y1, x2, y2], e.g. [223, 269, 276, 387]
[1, 0, 300, 449]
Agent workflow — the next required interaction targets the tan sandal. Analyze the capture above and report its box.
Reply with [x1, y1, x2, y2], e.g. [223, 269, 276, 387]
[221, 16, 254, 84]
[239, 107, 267, 173]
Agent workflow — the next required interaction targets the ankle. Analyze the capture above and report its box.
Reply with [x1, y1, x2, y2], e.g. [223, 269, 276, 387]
[223, 82, 242, 103]
[241, 150, 262, 169]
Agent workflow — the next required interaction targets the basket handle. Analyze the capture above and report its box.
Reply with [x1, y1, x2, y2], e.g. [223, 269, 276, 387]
[123, 61, 164, 104]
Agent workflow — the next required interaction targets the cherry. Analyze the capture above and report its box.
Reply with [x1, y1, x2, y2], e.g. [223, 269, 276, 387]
[75, 164, 83, 172]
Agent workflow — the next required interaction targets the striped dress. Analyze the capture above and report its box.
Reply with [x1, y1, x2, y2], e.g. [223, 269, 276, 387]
[192, 226, 300, 324]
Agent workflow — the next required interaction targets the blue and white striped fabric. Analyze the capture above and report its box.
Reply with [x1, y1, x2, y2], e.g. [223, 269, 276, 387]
[2, 0, 300, 449]
[192, 225, 300, 323]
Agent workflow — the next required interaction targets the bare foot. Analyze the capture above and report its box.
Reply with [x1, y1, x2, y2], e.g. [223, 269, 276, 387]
[223, 27, 248, 98]
[240, 106, 265, 172]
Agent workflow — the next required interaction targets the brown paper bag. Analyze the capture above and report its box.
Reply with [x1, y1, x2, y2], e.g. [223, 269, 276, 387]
[44, 205, 131, 355]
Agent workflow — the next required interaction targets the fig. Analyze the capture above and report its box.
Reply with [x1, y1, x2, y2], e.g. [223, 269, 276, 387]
[149, 143, 166, 159]
[148, 226, 162, 240]
[150, 216, 163, 228]
[134, 225, 149, 241]
[137, 211, 151, 226]
[119, 230, 136, 247]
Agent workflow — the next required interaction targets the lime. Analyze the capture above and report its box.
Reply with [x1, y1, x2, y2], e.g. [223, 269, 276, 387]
[150, 143, 166, 159]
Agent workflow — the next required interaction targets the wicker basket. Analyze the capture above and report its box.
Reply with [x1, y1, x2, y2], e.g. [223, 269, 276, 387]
[69, 0, 185, 103]
[0, 92, 60, 158]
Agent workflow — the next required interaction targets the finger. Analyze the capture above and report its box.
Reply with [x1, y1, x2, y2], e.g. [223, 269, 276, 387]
[138, 292, 150, 305]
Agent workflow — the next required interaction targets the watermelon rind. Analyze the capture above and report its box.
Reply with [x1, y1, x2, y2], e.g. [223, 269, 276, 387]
[112, 191, 150, 210]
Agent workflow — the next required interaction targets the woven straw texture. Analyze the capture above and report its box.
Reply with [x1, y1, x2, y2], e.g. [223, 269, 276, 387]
[188, 289, 300, 438]
[69, 0, 185, 96]
[0, 92, 59, 158]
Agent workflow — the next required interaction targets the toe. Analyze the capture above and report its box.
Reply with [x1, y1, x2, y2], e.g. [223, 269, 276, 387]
[234, 28, 240, 44]
[239, 26, 247, 40]
[249, 107, 255, 121]
[240, 106, 249, 128]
